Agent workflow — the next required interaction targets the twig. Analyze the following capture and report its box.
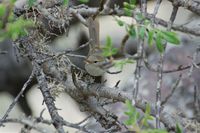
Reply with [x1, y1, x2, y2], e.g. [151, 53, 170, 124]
[155, 4, 179, 129]
[168, 0, 200, 15]
[132, 0, 147, 100]
[37, 41, 90, 64]
[34, 63, 65, 133]
[133, 41, 143, 99]
[0, 51, 8, 54]
[144, 52, 200, 73]
[141, 0, 147, 15]
[193, 85, 200, 119]
[120, 34, 129, 54]
[2, 2, 11, 29]
[73, 115, 91, 125]
[72, 78, 200, 131]
[188, 46, 200, 77]
[14, 5, 200, 36]
[161, 74, 182, 106]
[70, 8, 88, 26]
[149, 0, 163, 128]
[103, 0, 112, 13]
[0, 70, 35, 126]
[1, 118, 54, 133]
[106, 70, 122, 74]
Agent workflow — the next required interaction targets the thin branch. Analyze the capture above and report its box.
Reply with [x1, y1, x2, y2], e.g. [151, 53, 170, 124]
[37, 41, 90, 64]
[73, 78, 200, 131]
[188, 46, 200, 77]
[103, 0, 112, 13]
[120, 34, 129, 54]
[2, 3, 11, 29]
[151, 0, 163, 128]
[161, 74, 182, 106]
[0, 51, 8, 54]
[193, 85, 200, 120]
[34, 63, 65, 133]
[168, 0, 200, 15]
[156, 5, 179, 129]
[73, 115, 91, 125]
[14, 5, 200, 36]
[133, 41, 143, 99]
[144, 54, 200, 73]
[70, 8, 88, 26]
[0, 71, 35, 126]
[1, 118, 54, 133]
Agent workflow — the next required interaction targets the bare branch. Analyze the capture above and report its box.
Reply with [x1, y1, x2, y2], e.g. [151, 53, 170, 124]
[161, 74, 182, 106]
[0, 70, 35, 126]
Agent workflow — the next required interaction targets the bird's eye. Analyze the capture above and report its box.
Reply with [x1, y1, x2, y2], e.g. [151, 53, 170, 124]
[94, 61, 98, 63]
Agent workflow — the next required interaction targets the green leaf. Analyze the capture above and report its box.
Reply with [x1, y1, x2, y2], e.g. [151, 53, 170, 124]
[115, 18, 124, 27]
[125, 100, 134, 111]
[11, 32, 19, 40]
[8, 12, 14, 21]
[10, 0, 16, 4]
[63, 0, 69, 5]
[111, 48, 118, 55]
[161, 31, 180, 45]
[124, 118, 134, 125]
[144, 19, 151, 26]
[0, 4, 6, 18]
[106, 36, 112, 48]
[141, 104, 154, 127]
[79, 0, 89, 3]
[155, 33, 164, 53]
[124, 100, 140, 126]
[6, 17, 34, 40]
[135, 13, 144, 21]
[123, 2, 135, 10]
[141, 129, 168, 133]
[148, 30, 154, 46]
[123, 2, 130, 8]
[0, 31, 8, 42]
[123, 8, 132, 17]
[175, 123, 182, 133]
[114, 59, 134, 70]
[28, 0, 37, 8]
[126, 25, 136, 38]
[102, 36, 118, 57]
[129, 0, 136, 5]
[145, 104, 151, 114]
[139, 26, 146, 40]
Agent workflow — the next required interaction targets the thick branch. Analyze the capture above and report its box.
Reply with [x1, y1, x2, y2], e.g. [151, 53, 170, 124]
[168, 0, 200, 15]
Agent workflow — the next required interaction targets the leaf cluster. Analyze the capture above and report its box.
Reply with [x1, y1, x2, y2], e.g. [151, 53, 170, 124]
[124, 100, 183, 133]
[124, 100, 167, 133]
[102, 36, 118, 57]
[115, 0, 180, 53]
[0, 0, 34, 41]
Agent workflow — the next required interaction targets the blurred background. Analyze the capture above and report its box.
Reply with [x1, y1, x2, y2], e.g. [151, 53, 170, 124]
[0, 0, 200, 132]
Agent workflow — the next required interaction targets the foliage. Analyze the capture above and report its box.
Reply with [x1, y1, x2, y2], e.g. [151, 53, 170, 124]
[63, 0, 69, 6]
[114, 59, 134, 70]
[175, 123, 183, 133]
[0, 0, 34, 41]
[0, 0, 189, 132]
[102, 36, 118, 57]
[78, 0, 89, 3]
[124, 100, 168, 133]
[28, 0, 37, 7]
[115, 1, 180, 53]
